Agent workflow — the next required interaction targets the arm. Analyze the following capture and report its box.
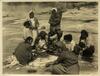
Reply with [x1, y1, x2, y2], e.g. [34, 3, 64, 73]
[35, 17, 39, 29]
[53, 55, 64, 64]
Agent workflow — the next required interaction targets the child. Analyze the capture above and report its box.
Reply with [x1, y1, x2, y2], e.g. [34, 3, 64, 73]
[28, 11, 39, 43]
[79, 30, 95, 61]
[63, 34, 76, 51]
[34, 31, 48, 57]
[23, 21, 33, 40]
[47, 30, 63, 55]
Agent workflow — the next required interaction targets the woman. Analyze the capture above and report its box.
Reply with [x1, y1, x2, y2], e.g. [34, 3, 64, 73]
[3, 37, 36, 68]
[45, 41, 79, 74]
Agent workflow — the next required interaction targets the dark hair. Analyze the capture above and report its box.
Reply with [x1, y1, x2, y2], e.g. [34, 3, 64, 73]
[23, 21, 31, 28]
[80, 30, 88, 40]
[25, 36, 33, 44]
[64, 34, 72, 42]
[29, 11, 34, 18]
[38, 31, 47, 40]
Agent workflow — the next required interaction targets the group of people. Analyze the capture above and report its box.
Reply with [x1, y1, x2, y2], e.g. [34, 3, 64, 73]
[4, 7, 95, 74]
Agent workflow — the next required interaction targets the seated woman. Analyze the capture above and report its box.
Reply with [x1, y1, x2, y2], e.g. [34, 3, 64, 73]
[79, 30, 95, 61]
[45, 41, 79, 74]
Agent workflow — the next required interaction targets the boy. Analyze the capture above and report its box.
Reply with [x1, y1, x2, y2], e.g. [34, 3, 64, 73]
[63, 34, 76, 51]
[28, 11, 39, 43]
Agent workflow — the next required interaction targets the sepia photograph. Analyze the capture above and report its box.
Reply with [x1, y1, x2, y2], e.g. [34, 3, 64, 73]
[2, 1, 98, 75]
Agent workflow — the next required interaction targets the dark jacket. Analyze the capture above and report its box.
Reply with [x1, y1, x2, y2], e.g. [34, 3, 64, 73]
[14, 42, 33, 65]
[49, 12, 61, 26]
[55, 50, 78, 68]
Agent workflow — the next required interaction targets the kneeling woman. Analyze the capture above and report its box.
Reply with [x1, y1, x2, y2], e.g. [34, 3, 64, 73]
[45, 41, 79, 74]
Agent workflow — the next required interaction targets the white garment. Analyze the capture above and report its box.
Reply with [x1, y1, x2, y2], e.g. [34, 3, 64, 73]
[30, 18, 35, 27]
[65, 40, 76, 51]
[23, 27, 33, 39]
[38, 40, 46, 47]
[86, 34, 94, 47]
[29, 18, 38, 43]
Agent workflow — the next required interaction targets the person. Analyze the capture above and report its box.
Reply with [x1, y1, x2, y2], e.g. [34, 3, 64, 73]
[45, 41, 79, 74]
[13, 37, 36, 65]
[72, 42, 86, 56]
[63, 34, 76, 51]
[79, 30, 95, 61]
[34, 31, 48, 57]
[47, 30, 63, 55]
[3, 37, 37, 68]
[23, 20, 33, 40]
[48, 8, 62, 39]
[28, 11, 39, 43]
